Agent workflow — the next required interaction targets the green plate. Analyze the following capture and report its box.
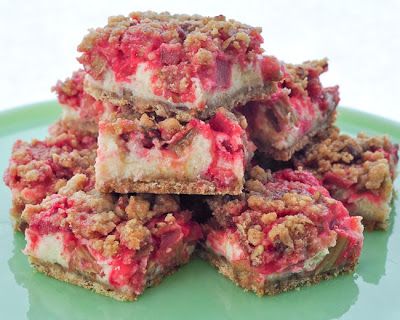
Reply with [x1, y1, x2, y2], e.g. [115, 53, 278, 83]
[0, 102, 399, 320]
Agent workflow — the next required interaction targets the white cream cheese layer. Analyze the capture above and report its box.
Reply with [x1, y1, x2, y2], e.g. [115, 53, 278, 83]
[206, 231, 246, 261]
[25, 232, 69, 268]
[96, 129, 239, 183]
[207, 230, 332, 280]
[86, 62, 263, 111]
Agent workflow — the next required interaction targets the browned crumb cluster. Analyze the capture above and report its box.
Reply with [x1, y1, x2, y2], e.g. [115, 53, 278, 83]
[283, 59, 328, 97]
[293, 126, 398, 192]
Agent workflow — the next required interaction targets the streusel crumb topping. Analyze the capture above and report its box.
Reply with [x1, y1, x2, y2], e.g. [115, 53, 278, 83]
[294, 127, 399, 191]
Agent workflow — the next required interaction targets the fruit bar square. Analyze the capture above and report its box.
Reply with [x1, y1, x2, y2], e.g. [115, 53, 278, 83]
[96, 107, 254, 195]
[201, 167, 363, 295]
[22, 177, 202, 301]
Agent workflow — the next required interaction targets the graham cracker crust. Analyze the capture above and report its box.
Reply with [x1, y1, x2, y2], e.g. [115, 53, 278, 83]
[85, 80, 277, 121]
[59, 117, 98, 135]
[199, 249, 357, 296]
[29, 256, 181, 301]
[260, 111, 337, 161]
[96, 178, 243, 195]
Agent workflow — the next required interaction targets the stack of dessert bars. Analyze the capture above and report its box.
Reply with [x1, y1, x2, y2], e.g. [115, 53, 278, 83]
[4, 12, 398, 301]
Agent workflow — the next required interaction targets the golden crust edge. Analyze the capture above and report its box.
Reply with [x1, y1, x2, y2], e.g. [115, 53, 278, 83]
[85, 80, 277, 120]
[96, 178, 243, 195]
[28, 256, 185, 301]
[199, 248, 357, 296]
[29, 256, 137, 301]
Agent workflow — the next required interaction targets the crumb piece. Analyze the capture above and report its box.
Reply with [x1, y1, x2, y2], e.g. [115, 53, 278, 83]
[364, 160, 388, 189]
[237, 114, 248, 129]
[247, 227, 263, 245]
[139, 113, 155, 129]
[247, 195, 285, 212]
[158, 118, 183, 140]
[164, 213, 176, 224]
[250, 244, 264, 266]
[54, 179, 68, 192]
[67, 210, 119, 239]
[119, 219, 151, 250]
[260, 212, 277, 225]
[58, 174, 87, 196]
[245, 179, 266, 192]
[249, 165, 271, 183]
[125, 196, 152, 221]
[91, 235, 119, 257]
[282, 193, 313, 208]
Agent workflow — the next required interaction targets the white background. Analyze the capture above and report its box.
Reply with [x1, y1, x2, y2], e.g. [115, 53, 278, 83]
[1, 0, 399, 121]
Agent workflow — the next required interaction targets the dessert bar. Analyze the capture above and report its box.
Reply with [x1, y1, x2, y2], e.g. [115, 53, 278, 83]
[78, 12, 282, 120]
[96, 108, 254, 195]
[201, 166, 363, 295]
[22, 176, 202, 301]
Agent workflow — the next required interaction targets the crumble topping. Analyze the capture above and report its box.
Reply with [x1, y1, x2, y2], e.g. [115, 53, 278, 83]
[268, 214, 313, 249]
[119, 219, 151, 250]
[284, 59, 328, 98]
[78, 11, 264, 80]
[294, 127, 399, 192]
[123, 194, 180, 223]
[3, 126, 97, 211]
[58, 173, 88, 196]
[125, 195, 152, 221]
